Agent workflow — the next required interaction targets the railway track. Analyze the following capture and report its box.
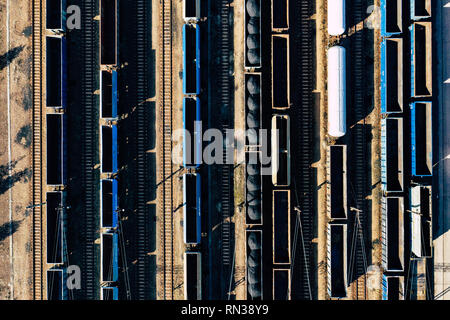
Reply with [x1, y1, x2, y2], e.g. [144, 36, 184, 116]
[80, 0, 98, 299]
[32, 0, 43, 300]
[159, 0, 174, 300]
[135, 0, 150, 300]
[219, 0, 232, 268]
[292, 0, 314, 300]
[350, 0, 368, 300]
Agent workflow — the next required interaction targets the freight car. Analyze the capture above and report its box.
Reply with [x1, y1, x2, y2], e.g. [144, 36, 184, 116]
[411, 0, 431, 20]
[100, 70, 118, 119]
[47, 113, 67, 186]
[46, 0, 67, 31]
[47, 269, 66, 300]
[272, 35, 290, 109]
[381, 196, 404, 272]
[100, 0, 118, 66]
[411, 102, 433, 176]
[381, 0, 402, 37]
[411, 21, 432, 98]
[327, 145, 347, 219]
[244, 0, 262, 68]
[271, 115, 291, 186]
[410, 185, 432, 258]
[246, 230, 263, 300]
[273, 190, 290, 264]
[327, 223, 347, 298]
[183, 97, 202, 168]
[245, 74, 262, 146]
[46, 36, 67, 109]
[328, 0, 345, 36]
[245, 151, 263, 225]
[47, 191, 65, 264]
[100, 124, 118, 174]
[272, 0, 289, 31]
[183, 24, 201, 95]
[184, 252, 202, 299]
[101, 232, 118, 282]
[101, 179, 119, 229]
[381, 117, 404, 192]
[327, 46, 346, 137]
[184, 0, 201, 22]
[381, 38, 403, 113]
[273, 269, 290, 300]
[183, 173, 201, 245]
[382, 275, 404, 300]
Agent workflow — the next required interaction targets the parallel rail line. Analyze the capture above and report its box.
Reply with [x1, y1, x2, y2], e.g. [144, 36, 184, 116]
[350, 0, 368, 301]
[219, 0, 232, 267]
[32, 0, 43, 300]
[292, 0, 314, 300]
[80, 0, 98, 299]
[159, 0, 174, 300]
[135, 0, 150, 300]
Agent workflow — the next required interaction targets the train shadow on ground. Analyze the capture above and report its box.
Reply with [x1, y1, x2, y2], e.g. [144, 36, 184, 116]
[117, 0, 157, 300]
[0, 46, 24, 71]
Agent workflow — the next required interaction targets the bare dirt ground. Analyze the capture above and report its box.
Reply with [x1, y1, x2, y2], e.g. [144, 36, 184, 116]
[170, 0, 185, 300]
[368, 0, 382, 300]
[315, 0, 329, 301]
[232, 0, 246, 300]
[0, 0, 33, 300]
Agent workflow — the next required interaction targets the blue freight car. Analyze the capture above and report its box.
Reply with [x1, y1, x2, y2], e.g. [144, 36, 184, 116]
[382, 274, 404, 300]
[183, 173, 201, 244]
[183, 24, 201, 95]
[46, 36, 67, 109]
[183, 97, 201, 168]
[101, 70, 118, 119]
[411, 102, 433, 176]
[381, 0, 402, 37]
[101, 179, 119, 229]
[101, 232, 119, 282]
[101, 124, 118, 174]
[381, 38, 403, 113]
